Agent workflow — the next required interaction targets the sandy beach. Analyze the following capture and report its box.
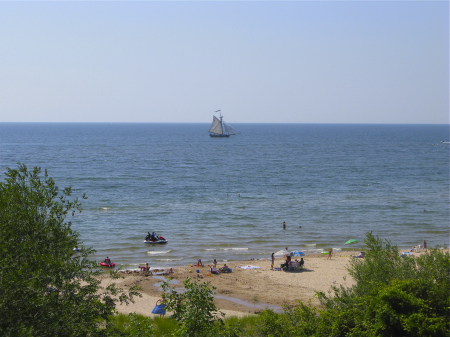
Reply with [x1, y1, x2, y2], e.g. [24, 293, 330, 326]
[96, 247, 440, 318]
[103, 251, 368, 318]
[101, 249, 432, 318]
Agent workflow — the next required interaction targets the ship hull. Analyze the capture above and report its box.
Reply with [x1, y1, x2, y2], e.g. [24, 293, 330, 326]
[209, 134, 230, 137]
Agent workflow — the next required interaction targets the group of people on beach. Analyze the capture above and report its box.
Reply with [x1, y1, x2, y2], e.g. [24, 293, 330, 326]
[194, 258, 231, 274]
[411, 240, 427, 252]
[270, 250, 304, 271]
[212, 262, 230, 273]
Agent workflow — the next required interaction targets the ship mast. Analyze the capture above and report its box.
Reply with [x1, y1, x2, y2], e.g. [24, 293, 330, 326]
[215, 110, 224, 133]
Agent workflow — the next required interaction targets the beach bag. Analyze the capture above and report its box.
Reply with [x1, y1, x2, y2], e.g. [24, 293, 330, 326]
[151, 299, 166, 316]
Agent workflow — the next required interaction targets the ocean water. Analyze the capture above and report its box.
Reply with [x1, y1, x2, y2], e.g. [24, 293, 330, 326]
[1, 123, 449, 268]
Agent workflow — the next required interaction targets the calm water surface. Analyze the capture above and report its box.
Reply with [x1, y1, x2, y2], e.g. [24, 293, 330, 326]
[1, 123, 448, 268]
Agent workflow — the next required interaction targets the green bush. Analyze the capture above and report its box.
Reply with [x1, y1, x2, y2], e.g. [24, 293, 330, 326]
[253, 233, 450, 337]
[0, 164, 140, 337]
[313, 233, 450, 337]
[161, 277, 227, 337]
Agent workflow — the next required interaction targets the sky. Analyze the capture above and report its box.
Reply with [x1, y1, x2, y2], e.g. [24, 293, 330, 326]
[0, 1, 448, 124]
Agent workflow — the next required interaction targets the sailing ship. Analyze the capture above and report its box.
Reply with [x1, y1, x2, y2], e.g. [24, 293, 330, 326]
[208, 110, 240, 137]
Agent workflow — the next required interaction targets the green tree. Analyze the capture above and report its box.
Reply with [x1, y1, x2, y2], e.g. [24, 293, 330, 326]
[161, 277, 226, 337]
[313, 233, 450, 337]
[0, 164, 139, 337]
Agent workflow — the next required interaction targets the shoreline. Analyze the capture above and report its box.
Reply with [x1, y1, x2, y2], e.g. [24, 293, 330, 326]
[106, 249, 436, 318]
[107, 246, 417, 271]
[107, 251, 356, 317]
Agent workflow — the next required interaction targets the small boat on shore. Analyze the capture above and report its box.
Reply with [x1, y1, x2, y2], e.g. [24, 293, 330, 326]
[208, 110, 240, 137]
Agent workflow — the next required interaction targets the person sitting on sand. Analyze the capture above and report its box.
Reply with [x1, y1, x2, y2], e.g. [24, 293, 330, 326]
[213, 259, 217, 267]
[220, 264, 230, 273]
[281, 254, 291, 270]
[197, 258, 203, 267]
[299, 258, 304, 267]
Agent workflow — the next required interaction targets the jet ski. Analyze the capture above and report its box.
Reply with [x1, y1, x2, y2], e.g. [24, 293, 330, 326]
[100, 260, 115, 267]
[144, 235, 168, 244]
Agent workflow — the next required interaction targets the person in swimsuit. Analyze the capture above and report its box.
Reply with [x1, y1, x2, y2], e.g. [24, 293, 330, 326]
[327, 248, 333, 260]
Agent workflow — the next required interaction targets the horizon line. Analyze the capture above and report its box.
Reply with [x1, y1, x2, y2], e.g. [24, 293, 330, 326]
[0, 122, 448, 125]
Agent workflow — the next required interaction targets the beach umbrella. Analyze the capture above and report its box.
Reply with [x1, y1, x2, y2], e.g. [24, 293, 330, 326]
[292, 250, 305, 257]
[345, 239, 358, 251]
[274, 250, 286, 257]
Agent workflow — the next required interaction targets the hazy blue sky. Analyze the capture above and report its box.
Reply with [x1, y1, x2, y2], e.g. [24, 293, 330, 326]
[0, 1, 448, 123]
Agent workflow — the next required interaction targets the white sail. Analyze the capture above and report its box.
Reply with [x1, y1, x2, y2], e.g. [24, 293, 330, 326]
[223, 122, 240, 134]
[209, 116, 223, 134]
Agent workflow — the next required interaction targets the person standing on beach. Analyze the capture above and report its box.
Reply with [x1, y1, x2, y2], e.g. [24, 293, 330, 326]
[423, 240, 427, 251]
[270, 253, 275, 270]
[327, 248, 333, 260]
[283, 222, 286, 230]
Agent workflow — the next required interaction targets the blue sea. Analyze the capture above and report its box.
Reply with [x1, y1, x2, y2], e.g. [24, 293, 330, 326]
[1, 123, 449, 268]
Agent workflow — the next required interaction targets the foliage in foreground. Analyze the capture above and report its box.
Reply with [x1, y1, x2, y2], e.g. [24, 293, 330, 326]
[0, 164, 140, 337]
[161, 276, 242, 337]
[104, 313, 257, 337]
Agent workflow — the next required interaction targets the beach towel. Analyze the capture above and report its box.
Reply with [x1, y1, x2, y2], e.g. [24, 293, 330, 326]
[237, 265, 260, 269]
